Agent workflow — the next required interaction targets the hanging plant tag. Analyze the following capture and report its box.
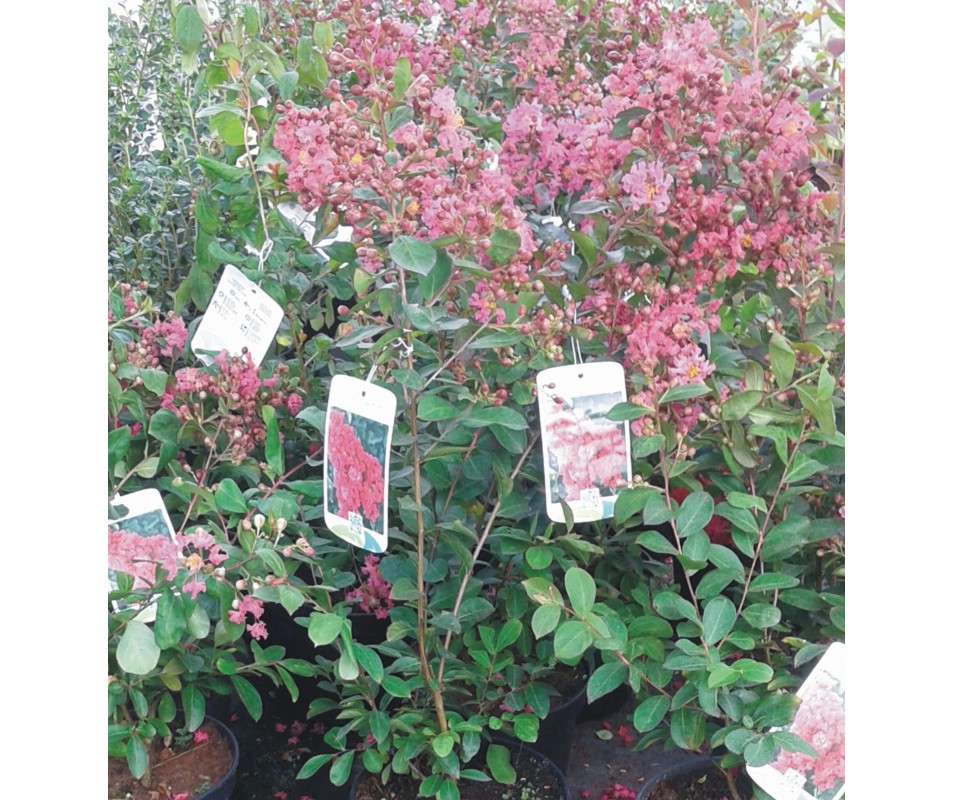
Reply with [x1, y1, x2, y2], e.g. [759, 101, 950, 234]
[107, 488, 178, 621]
[323, 375, 396, 553]
[191, 264, 283, 366]
[536, 361, 631, 523]
[747, 642, 846, 800]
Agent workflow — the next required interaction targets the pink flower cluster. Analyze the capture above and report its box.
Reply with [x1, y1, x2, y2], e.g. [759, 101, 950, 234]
[327, 410, 384, 525]
[161, 351, 296, 463]
[345, 554, 393, 619]
[772, 671, 845, 793]
[179, 528, 228, 600]
[229, 593, 268, 641]
[543, 397, 627, 502]
[108, 528, 179, 590]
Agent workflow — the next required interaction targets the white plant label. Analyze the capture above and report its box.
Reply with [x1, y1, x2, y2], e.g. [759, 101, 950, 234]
[536, 361, 631, 523]
[323, 375, 396, 553]
[191, 265, 282, 366]
[107, 488, 179, 622]
[747, 642, 846, 800]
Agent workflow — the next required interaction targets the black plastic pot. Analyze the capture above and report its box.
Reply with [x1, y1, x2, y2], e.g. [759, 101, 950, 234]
[634, 754, 717, 800]
[576, 682, 631, 722]
[532, 668, 589, 774]
[195, 715, 241, 800]
[348, 737, 569, 800]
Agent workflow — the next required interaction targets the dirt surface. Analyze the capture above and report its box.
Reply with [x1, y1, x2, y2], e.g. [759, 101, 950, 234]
[228, 688, 701, 800]
[108, 720, 235, 800]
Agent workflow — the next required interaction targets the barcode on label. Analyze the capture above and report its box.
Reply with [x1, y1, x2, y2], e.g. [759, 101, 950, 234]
[348, 512, 364, 539]
[579, 488, 601, 510]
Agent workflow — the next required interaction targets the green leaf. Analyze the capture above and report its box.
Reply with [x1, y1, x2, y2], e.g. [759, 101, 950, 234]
[744, 735, 777, 767]
[195, 155, 247, 182]
[795, 386, 835, 436]
[772, 730, 818, 758]
[725, 728, 759, 754]
[487, 229, 521, 264]
[658, 383, 710, 404]
[707, 663, 741, 688]
[565, 567, 596, 614]
[531, 604, 561, 638]
[116, 621, 161, 675]
[786, 453, 827, 484]
[702, 596, 736, 645]
[721, 390, 763, 421]
[461, 406, 527, 430]
[740, 603, 781, 629]
[232, 674, 263, 720]
[420, 248, 452, 300]
[670, 708, 706, 750]
[735, 659, 774, 684]
[418, 395, 459, 421]
[369, 711, 390, 743]
[182, 684, 205, 731]
[329, 750, 355, 786]
[587, 662, 627, 704]
[761, 517, 809, 560]
[642, 493, 674, 524]
[714, 502, 760, 535]
[437, 778, 461, 800]
[148, 408, 180, 443]
[277, 70, 299, 101]
[513, 713, 539, 742]
[263, 405, 284, 474]
[632, 434, 666, 458]
[636, 530, 677, 555]
[633, 696, 670, 732]
[606, 402, 652, 421]
[392, 56, 412, 99]
[614, 487, 657, 523]
[174, 4, 204, 53]
[682, 532, 710, 563]
[486, 744, 516, 784]
[653, 592, 700, 625]
[433, 732, 455, 758]
[108, 426, 132, 472]
[126, 735, 148, 779]
[297, 753, 335, 781]
[308, 613, 343, 646]
[749, 573, 800, 592]
[154, 592, 187, 649]
[726, 493, 766, 513]
[769, 333, 796, 387]
[381, 676, 412, 697]
[389, 236, 437, 275]
[214, 478, 248, 514]
[675, 492, 714, 537]
[553, 620, 593, 663]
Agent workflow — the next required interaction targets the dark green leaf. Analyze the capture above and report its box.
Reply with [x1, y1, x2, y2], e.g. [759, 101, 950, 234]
[702, 596, 736, 645]
[769, 333, 795, 387]
[658, 383, 710, 404]
[670, 708, 706, 750]
[675, 492, 714, 537]
[174, 4, 204, 53]
[487, 229, 521, 264]
[233, 674, 263, 720]
[632, 696, 669, 732]
[486, 744, 516, 784]
[182, 684, 205, 731]
[214, 478, 248, 514]
[389, 236, 437, 275]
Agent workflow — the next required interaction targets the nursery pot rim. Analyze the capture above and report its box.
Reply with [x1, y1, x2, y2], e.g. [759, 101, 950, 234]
[187, 714, 241, 800]
[634, 753, 716, 800]
[347, 735, 570, 800]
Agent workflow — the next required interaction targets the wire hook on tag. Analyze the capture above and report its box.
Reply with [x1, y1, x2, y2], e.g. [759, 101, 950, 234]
[560, 285, 583, 365]
[250, 238, 274, 273]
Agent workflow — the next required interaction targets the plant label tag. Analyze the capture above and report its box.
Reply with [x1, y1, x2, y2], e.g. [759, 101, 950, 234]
[747, 642, 845, 800]
[324, 374, 396, 553]
[108, 488, 179, 622]
[191, 265, 283, 366]
[536, 361, 632, 523]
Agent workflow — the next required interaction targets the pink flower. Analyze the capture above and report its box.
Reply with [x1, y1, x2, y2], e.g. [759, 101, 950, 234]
[621, 160, 673, 213]
[248, 621, 268, 641]
[275, 722, 287, 733]
[192, 729, 209, 744]
[286, 393, 303, 415]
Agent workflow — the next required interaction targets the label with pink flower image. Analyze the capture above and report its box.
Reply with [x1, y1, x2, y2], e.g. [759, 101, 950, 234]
[536, 361, 632, 523]
[747, 642, 846, 800]
[108, 488, 179, 622]
[191, 265, 283, 367]
[323, 375, 396, 553]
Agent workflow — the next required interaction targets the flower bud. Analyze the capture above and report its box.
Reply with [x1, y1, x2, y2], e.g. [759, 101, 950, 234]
[253, 513, 266, 530]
